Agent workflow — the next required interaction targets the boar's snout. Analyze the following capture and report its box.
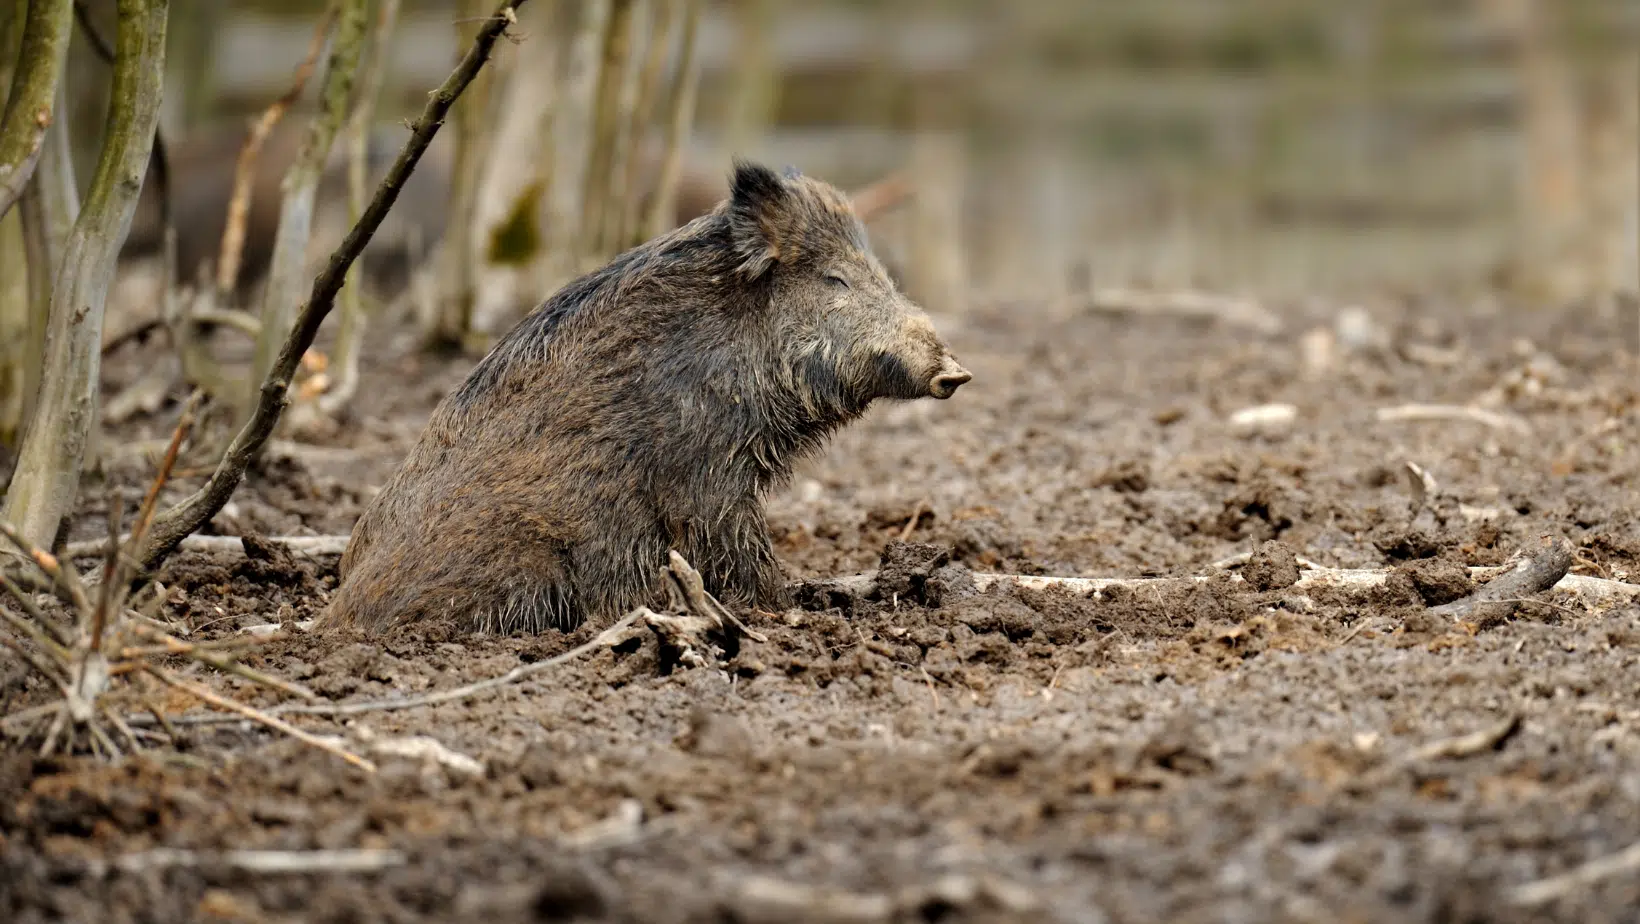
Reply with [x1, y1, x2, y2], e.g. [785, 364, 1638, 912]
[929, 355, 971, 399]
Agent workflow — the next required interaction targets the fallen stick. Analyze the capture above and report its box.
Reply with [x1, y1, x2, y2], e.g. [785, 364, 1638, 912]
[1508, 840, 1640, 908]
[106, 847, 406, 876]
[1375, 403, 1532, 435]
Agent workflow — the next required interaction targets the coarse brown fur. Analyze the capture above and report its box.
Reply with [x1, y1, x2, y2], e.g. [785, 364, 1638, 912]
[321, 162, 970, 634]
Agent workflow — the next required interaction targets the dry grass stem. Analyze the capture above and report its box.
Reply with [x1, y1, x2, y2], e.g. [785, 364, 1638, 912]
[144, 665, 376, 772]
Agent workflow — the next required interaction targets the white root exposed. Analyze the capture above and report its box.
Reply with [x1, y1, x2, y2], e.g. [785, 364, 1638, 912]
[104, 847, 407, 876]
[64, 533, 352, 560]
[1375, 403, 1533, 435]
[1083, 287, 1284, 335]
[961, 566, 1639, 608]
[1227, 403, 1297, 437]
[124, 538, 1631, 611]
[1509, 840, 1640, 908]
[362, 733, 485, 777]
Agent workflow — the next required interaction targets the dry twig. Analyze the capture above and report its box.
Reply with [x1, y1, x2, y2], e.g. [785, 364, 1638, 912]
[0, 401, 357, 770]
[140, 0, 532, 571]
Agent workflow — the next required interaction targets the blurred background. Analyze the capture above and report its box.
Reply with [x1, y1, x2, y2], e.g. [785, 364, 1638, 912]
[76, 0, 1640, 318]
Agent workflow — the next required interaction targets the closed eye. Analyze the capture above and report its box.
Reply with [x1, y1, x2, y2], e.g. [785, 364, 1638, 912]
[826, 273, 850, 289]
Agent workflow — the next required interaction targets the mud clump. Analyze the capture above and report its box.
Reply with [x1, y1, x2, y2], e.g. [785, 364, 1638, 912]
[1243, 540, 1301, 591]
[876, 541, 976, 607]
[325, 163, 971, 636]
[1397, 557, 1476, 605]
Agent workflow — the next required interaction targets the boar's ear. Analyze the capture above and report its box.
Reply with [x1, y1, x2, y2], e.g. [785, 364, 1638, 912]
[728, 160, 791, 280]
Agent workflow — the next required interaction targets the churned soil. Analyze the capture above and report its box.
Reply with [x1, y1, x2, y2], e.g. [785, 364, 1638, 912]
[5, 287, 1640, 923]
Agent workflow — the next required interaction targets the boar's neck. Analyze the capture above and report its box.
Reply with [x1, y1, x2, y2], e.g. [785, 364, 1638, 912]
[437, 227, 861, 509]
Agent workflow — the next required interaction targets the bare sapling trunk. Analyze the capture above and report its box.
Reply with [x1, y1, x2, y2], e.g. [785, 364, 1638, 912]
[246, 0, 369, 413]
[427, 0, 500, 350]
[16, 84, 79, 433]
[0, 209, 26, 448]
[217, 3, 337, 300]
[578, 0, 635, 268]
[1512, 0, 1583, 301]
[1580, 53, 1639, 310]
[468, 0, 560, 333]
[611, 0, 672, 250]
[643, 0, 699, 241]
[720, 0, 776, 160]
[163, 0, 219, 133]
[317, 0, 402, 417]
[597, 0, 650, 255]
[1, 0, 167, 551]
[541, 0, 610, 291]
[0, 0, 29, 447]
[902, 0, 969, 317]
[139, 0, 532, 571]
[0, 0, 71, 222]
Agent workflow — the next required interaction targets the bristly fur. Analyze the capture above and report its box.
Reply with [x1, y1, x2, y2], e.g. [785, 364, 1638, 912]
[323, 162, 968, 634]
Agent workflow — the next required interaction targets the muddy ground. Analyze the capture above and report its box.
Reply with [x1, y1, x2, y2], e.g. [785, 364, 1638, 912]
[4, 282, 1640, 924]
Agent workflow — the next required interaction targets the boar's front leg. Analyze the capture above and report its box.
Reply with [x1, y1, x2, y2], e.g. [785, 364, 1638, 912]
[674, 501, 789, 614]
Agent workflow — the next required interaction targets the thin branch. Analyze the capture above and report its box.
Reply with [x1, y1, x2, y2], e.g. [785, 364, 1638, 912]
[123, 623, 317, 700]
[248, 0, 370, 412]
[644, 0, 700, 240]
[318, 0, 402, 416]
[0, 519, 93, 614]
[1, 0, 169, 549]
[141, 0, 533, 571]
[1081, 288, 1285, 335]
[216, 2, 339, 297]
[0, 626, 69, 685]
[614, 0, 673, 249]
[0, 569, 73, 647]
[1430, 537, 1574, 622]
[579, 0, 636, 262]
[0, 0, 72, 221]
